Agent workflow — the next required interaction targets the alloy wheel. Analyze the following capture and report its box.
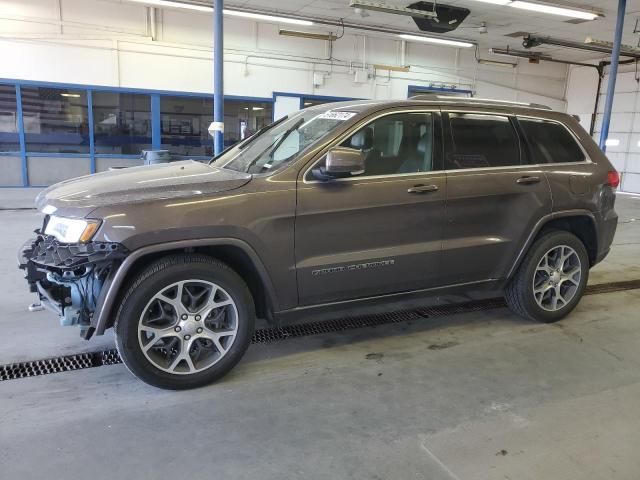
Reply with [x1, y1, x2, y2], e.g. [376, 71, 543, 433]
[532, 245, 582, 312]
[137, 280, 239, 375]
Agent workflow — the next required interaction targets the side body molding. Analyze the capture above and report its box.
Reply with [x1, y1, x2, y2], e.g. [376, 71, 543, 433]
[92, 238, 279, 336]
[506, 209, 597, 279]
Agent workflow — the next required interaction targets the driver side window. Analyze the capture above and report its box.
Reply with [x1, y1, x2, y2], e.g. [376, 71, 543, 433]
[340, 112, 435, 177]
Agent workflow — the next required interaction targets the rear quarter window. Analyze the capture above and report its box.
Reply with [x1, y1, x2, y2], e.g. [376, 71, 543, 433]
[518, 118, 586, 164]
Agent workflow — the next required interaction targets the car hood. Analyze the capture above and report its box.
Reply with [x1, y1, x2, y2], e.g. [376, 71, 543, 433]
[35, 161, 252, 215]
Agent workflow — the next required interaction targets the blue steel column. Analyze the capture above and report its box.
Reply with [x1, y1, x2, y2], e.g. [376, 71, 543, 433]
[15, 84, 28, 186]
[599, 0, 626, 152]
[87, 90, 96, 174]
[151, 94, 161, 150]
[213, 0, 224, 155]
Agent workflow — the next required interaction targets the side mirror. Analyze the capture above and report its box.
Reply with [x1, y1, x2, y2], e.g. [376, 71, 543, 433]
[312, 147, 365, 181]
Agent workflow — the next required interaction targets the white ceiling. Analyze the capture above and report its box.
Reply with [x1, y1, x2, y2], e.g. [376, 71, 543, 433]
[228, 0, 640, 61]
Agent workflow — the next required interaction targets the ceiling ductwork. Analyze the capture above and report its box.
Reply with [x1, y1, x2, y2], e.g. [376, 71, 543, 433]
[522, 34, 640, 60]
[407, 2, 470, 33]
[129, 0, 477, 47]
[489, 47, 602, 69]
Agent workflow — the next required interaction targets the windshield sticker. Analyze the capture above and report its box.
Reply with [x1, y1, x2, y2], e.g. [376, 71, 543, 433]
[317, 111, 357, 121]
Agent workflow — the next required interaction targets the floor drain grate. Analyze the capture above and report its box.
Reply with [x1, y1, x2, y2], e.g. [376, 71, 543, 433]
[1, 279, 639, 382]
[416, 297, 507, 318]
[251, 309, 424, 344]
[585, 279, 640, 295]
[0, 349, 119, 381]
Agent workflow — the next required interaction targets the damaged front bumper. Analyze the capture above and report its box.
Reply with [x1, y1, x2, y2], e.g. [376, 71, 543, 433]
[18, 233, 128, 339]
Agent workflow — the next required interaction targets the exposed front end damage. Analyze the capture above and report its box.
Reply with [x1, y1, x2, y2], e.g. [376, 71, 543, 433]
[18, 232, 128, 339]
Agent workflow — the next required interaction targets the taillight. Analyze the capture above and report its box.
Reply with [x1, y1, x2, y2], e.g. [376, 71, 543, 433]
[607, 170, 620, 188]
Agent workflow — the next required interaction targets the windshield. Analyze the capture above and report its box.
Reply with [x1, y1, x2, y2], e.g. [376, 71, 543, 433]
[213, 108, 357, 174]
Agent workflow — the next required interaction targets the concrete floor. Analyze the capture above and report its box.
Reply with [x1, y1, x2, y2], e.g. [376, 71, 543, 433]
[0, 194, 638, 479]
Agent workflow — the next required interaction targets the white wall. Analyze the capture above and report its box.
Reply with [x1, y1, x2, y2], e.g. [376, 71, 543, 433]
[0, 0, 568, 109]
[566, 63, 640, 193]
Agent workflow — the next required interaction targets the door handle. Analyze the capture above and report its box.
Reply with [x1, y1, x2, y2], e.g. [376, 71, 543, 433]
[516, 176, 541, 185]
[407, 184, 439, 194]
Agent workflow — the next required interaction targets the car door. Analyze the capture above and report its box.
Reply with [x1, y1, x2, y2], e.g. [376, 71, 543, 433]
[295, 110, 446, 306]
[441, 110, 552, 286]
[517, 115, 597, 211]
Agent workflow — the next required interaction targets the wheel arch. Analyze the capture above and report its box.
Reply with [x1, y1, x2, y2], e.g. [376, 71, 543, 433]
[507, 210, 598, 280]
[93, 238, 278, 336]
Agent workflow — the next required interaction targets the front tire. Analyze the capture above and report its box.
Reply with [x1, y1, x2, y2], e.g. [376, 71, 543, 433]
[115, 254, 255, 390]
[505, 230, 589, 323]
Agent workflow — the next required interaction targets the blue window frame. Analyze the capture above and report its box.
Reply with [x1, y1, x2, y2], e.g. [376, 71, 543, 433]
[0, 84, 19, 153]
[160, 95, 213, 156]
[21, 86, 90, 154]
[93, 91, 152, 155]
[224, 100, 273, 146]
[0, 78, 320, 186]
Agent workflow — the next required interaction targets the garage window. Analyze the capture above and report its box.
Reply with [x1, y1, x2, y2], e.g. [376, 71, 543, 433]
[92, 92, 152, 155]
[224, 101, 273, 146]
[21, 87, 90, 154]
[519, 118, 586, 164]
[446, 113, 520, 169]
[161, 96, 213, 157]
[0, 85, 19, 153]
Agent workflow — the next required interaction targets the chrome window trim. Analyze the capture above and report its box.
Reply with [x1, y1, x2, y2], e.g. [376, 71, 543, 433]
[442, 109, 593, 167]
[302, 108, 440, 185]
[442, 160, 592, 175]
[301, 108, 594, 185]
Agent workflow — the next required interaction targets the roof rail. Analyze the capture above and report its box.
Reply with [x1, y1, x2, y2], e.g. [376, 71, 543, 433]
[409, 94, 551, 110]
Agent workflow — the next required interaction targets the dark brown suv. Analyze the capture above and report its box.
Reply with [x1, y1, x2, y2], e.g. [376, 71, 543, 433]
[19, 97, 619, 389]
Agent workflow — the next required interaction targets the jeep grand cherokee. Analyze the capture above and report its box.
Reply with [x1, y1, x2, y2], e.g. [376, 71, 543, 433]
[19, 98, 618, 389]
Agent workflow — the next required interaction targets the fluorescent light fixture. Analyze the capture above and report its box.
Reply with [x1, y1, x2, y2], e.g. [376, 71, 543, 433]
[349, 0, 437, 19]
[224, 10, 313, 26]
[605, 138, 620, 147]
[510, 1, 599, 20]
[467, 0, 511, 4]
[129, 1, 313, 25]
[129, 0, 212, 12]
[478, 59, 516, 68]
[279, 29, 337, 41]
[252, 107, 264, 111]
[399, 34, 474, 48]
[466, 0, 601, 20]
[60, 93, 81, 98]
[586, 36, 640, 53]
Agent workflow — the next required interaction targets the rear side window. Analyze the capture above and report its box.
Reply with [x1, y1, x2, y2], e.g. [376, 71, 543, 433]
[519, 118, 586, 164]
[446, 113, 520, 169]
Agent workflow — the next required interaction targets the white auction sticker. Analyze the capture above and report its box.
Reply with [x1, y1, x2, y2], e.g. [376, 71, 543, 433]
[317, 111, 357, 121]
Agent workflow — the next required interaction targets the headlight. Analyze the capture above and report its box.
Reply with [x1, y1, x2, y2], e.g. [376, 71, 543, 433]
[44, 216, 101, 243]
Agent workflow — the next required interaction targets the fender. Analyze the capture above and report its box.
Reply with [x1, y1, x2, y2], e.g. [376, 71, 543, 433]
[92, 238, 279, 336]
[506, 209, 597, 279]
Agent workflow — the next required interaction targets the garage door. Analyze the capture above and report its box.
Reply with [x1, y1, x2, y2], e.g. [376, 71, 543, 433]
[592, 71, 640, 194]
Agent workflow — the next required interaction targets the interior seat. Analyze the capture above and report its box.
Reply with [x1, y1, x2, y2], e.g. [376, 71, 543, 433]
[398, 132, 432, 173]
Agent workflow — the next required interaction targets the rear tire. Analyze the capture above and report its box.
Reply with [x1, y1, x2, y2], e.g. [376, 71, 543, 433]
[115, 254, 255, 390]
[505, 230, 589, 323]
